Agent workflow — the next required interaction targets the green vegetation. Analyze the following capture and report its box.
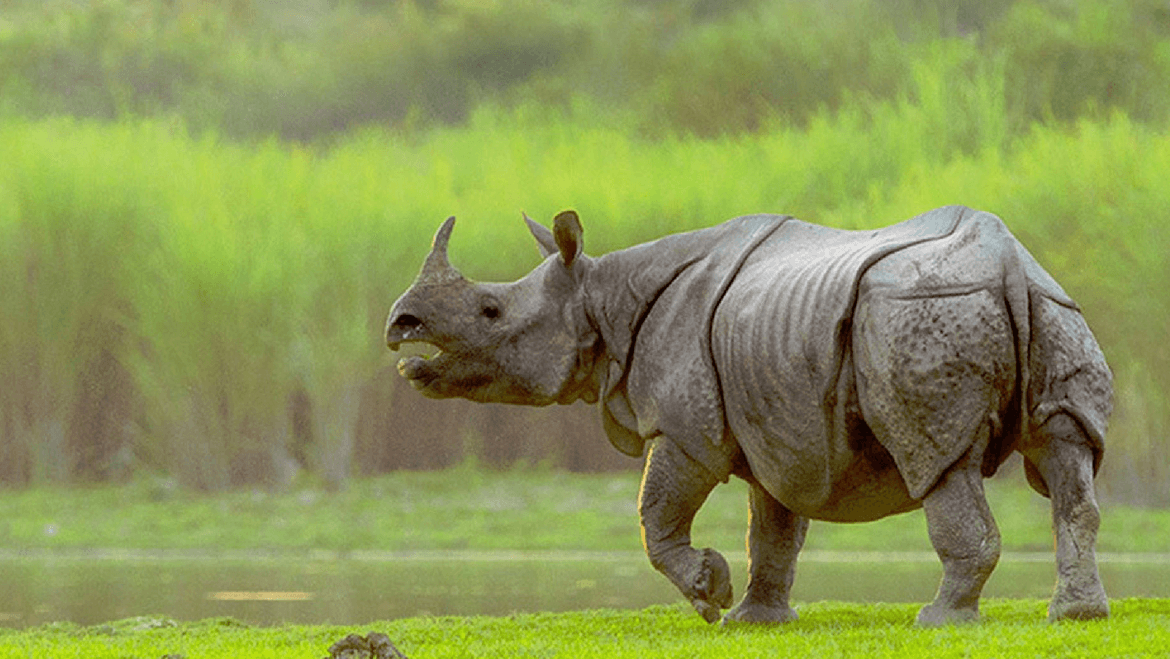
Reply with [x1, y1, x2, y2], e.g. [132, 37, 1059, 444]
[2, 0, 1169, 139]
[3, 104, 1167, 501]
[3, 600, 1170, 658]
[3, 468, 1169, 554]
[1, 0, 1168, 504]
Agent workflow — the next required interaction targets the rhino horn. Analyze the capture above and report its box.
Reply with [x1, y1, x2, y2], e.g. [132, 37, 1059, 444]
[416, 216, 463, 285]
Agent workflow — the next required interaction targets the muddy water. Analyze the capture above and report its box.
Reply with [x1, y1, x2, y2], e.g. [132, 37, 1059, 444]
[2, 551, 1166, 628]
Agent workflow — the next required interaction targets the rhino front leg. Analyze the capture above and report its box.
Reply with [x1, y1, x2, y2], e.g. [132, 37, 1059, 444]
[1025, 413, 1109, 622]
[639, 437, 732, 623]
[723, 483, 808, 625]
[917, 448, 1001, 626]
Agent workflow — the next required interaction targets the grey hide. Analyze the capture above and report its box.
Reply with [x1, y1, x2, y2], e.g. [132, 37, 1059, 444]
[386, 205, 1113, 627]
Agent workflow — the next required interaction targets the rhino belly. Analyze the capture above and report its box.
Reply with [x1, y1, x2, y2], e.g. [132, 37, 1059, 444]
[722, 341, 923, 522]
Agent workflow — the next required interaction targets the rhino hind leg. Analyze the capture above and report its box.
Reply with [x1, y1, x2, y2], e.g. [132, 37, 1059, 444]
[723, 483, 809, 625]
[638, 437, 733, 623]
[917, 442, 1001, 627]
[1024, 457, 1051, 498]
[1023, 413, 1110, 622]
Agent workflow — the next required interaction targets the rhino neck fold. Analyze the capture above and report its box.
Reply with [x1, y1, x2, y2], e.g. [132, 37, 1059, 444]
[583, 216, 790, 371]
[580, 215, 791, 460]
[579, 245, 701, 456]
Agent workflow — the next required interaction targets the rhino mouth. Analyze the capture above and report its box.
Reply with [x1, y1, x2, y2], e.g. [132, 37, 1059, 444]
[386, 312, 446, 390]
[393, 341, 446, 389]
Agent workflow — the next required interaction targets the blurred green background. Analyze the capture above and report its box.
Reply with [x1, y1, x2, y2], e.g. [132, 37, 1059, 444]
[1, 0, 1167, 504]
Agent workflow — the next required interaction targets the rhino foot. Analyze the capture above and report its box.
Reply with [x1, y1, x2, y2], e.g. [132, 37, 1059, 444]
[916, 603, 980, 627]
[722, 601, 798, 626]
[1049, 587, 1109, 623]
[687, 548, 733, 624]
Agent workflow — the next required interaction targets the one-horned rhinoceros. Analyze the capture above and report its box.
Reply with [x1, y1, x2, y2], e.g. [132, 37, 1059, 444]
[385, 206, 1112, 626]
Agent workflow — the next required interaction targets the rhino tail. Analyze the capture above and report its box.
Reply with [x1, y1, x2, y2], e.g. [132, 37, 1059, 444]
[994, 237, 1033, 479]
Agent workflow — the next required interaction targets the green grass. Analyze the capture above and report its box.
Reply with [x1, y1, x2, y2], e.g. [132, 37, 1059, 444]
[3, 468, 1169, 555]
[3, 600, 1169, 658]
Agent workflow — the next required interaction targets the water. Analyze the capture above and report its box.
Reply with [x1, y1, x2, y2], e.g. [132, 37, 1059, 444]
[2, 551, 1166, 628]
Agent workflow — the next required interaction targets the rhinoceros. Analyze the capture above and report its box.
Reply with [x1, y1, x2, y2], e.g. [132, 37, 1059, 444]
[385, 205, 1112, 626]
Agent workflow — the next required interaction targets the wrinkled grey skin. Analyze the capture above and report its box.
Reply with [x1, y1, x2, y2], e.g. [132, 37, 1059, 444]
[386, 206, 1112, 626]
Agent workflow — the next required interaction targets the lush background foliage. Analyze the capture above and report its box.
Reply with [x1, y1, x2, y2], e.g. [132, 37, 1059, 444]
[1, 0, 1168, 504]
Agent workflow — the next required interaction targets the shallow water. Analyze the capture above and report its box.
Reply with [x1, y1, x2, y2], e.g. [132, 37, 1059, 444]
[2, 551, 1166, 628]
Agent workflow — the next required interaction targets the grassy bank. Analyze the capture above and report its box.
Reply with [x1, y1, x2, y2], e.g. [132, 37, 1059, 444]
[4, 600, 1169, 658]
[3, 468, 1169, 555]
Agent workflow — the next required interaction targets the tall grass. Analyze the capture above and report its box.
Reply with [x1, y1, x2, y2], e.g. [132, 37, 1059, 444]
[0, 121, 152, 484]
[1, 58, 1167, 501]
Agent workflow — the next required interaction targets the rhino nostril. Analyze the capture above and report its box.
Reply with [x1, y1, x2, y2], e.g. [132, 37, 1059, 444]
[387, 313, 427, 349]
[391, 314, 422, 329]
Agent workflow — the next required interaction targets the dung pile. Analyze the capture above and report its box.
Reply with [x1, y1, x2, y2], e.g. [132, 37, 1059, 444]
[324, 632, 408, 659]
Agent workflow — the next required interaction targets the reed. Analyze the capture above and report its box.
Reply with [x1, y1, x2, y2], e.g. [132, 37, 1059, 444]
[0, 64, 1166, 499]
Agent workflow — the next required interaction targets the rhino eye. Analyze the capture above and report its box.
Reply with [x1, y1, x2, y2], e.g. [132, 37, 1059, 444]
[481, 302, 501, 320]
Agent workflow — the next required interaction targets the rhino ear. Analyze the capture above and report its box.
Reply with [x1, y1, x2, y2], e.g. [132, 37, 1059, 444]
[553, 210, 583, 268]
[524, 212, 558, 258]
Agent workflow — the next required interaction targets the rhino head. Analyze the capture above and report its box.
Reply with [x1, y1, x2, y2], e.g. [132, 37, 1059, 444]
[385, 211, 601, 406]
